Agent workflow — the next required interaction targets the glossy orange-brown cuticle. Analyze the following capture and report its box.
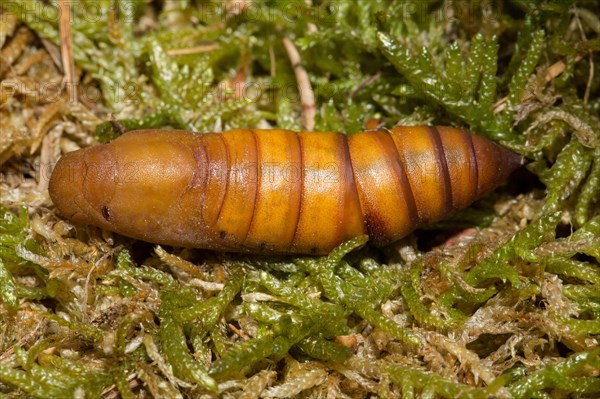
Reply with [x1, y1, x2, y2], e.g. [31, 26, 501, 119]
[213, 130, 258, 246]
[389, 126, 448, 224]
[291, 132, 349, 253]
[244, 129, 302, 251]
[199, 133, 228, 227]
[49, 127, 521, 254]
[436, 126, 478, 211]
[348, 130, 415, 246]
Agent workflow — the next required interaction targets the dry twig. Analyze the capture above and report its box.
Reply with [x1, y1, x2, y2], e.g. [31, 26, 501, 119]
[493, 55, 584, 114]
[282, 37, 316, 131]
[59, 0, 76, 103]
[166, 44, 219, 55]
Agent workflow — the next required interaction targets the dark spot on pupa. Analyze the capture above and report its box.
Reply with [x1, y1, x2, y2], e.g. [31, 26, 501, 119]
[101, 206, 111, 221]
[259, 242, 267, 251]
[310, 247, 318, 254]
[219, 231, 227, 239]
[364, 212, 387, 245]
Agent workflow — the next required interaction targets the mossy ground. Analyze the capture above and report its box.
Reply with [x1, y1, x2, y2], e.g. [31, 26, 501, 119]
[1, 1, 599, 398]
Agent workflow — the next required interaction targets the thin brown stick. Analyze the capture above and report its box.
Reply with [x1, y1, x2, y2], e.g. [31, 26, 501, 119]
[350, 72, 382, 99]
[269, 44, 276, 77]
[0, 9, 19, 48]
[573, 11, 594, 105]
[584, 54, 594, 105]
[14, 51, 47, 75]
[37, 126, 58, 192]
[282, 37, 316, 131]
[166, 44, 219, 55]
[546, 56, 582, 82]
[101, 373, 140, 399]
[40, 38, 63, 71]
[492, 55, 584, 114]
[59, 0, 76, 103]
[0, 26, 33, 76]
[229, 323, 249, 340]
[109, 114, 127, 135]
